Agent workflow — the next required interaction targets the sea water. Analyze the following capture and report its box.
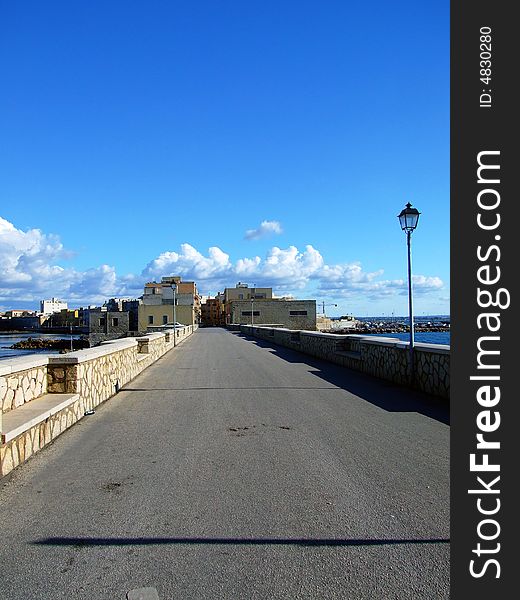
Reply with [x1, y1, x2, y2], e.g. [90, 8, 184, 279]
[0, 333, 82, 360]
[364, 331, 450, 345]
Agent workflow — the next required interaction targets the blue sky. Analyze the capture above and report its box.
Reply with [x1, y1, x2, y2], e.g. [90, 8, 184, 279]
[0, 1, 449, 317]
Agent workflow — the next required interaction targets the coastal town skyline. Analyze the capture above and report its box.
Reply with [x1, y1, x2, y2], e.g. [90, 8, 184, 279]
[0, 1, 449, 317]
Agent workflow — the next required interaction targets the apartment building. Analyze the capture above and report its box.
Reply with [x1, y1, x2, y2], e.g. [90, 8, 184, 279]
[40, 298, 68, 315]
[138, 276, 201, 331]
[201, 297, 226, 326]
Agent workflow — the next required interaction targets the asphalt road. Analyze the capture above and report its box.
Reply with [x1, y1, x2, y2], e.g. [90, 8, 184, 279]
[0, 328, 450, 599]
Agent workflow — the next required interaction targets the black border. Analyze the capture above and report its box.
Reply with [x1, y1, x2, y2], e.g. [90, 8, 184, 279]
[451, 1, 517, 596]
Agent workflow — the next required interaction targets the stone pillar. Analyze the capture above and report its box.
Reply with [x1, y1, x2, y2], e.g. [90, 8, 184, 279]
[47, 364, 79, 394]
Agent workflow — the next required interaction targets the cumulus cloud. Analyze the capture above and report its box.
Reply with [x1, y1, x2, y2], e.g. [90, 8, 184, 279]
[411, 275, 444, 292]
[244, 220, 283, 240]
[68, 265, 120, 302]
[261, 245, 324, 286]
[0, 217, 137, 304]
[0, 217, 69, 297]
[319, 262, 385, 287]
[0, 216, 446, 307]
[142, 243, 233, 282]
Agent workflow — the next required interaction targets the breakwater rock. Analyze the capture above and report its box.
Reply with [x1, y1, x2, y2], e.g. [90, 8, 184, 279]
[328, 325, 450, 335]
[10, 337, 90, 352]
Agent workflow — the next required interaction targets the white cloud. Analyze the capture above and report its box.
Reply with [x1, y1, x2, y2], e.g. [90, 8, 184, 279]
[244, 220, 283, 240]
[319, 262, 384, 286]
[0, 216, 446, 308]
[0, 217, 137, 304]
[0, 217, 69, 296]
[142, 243, 233, 282]
[411, 275, 444, 292]
[262, 245, 324, 287]
[68, 265, 120, 302]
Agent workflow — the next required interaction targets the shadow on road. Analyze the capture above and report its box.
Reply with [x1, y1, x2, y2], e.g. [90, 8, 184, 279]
[33, 536, 449, 547]
[230, 332, 450, 426]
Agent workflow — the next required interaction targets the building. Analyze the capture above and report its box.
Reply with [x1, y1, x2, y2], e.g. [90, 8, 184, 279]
[105, 298, 141, 332]
[201, 297, 226, 327]
[223, 282, 273, 302]
[40, 306, 131, 345]
[82, 307, 130, 346]
[138, 276, 201, 331]
[47, 309, 80, 328]
[316, 315, 334, 331]
[40, 298, 68, 315]
[177, 280, 202, 325]
[220, 282, 316, 330]
[4, 309, 36, 318]
[0, 313, 44, 331]
[226, 298, 317, 330]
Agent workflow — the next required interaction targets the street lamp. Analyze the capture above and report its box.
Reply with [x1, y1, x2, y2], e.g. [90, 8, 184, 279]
[250, 283, 255, 326]
[173, 285, 177, 347]
[398, 202, 420, 383]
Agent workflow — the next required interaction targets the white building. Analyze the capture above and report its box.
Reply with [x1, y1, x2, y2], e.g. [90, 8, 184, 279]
[40, 298, 68, 315]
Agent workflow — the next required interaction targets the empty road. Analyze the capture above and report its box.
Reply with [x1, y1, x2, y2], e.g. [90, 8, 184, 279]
[0, 327, 449, 599]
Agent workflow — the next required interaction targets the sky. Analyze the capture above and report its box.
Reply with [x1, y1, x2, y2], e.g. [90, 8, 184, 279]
[0, 1, 449, 317]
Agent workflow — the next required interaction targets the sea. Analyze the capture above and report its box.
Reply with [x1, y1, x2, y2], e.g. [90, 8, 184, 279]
[345, 315, 450, 346]
[364, 331, 450, 345]
[0, 332, 82, 360]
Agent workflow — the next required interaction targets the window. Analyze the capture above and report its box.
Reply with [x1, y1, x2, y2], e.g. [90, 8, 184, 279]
[112, 318, 119, 327]
[241, 311, 260, 316]
[289, 310, 308, 316]
[99, 318, 106, 326]
[162, 315, 168, 325]
[148, 315, 154, 325]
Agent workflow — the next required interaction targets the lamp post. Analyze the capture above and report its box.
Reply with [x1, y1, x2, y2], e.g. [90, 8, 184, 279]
[173, 285, 177, 347]
[398, 202, 421, 383]
[249, 283, 256, 326]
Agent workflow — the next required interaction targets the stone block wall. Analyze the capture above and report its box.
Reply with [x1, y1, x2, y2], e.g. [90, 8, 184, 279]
[241, 325, 449, 399]
[0, 357, 48, 414]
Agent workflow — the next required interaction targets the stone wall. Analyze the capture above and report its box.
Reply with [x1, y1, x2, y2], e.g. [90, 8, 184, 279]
[0, 356, 48, 414]
[0, 396, 87, 477]
[240, 325, 449, 399]
[1, 325, 196, 477]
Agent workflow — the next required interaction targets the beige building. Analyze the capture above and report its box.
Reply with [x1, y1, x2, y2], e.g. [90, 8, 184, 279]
[201, 297, 226, 326]
[226, 298, 316, 330]
[223, 282, 273, 302]
[138, 276, 201, 331]
[316, 315, 333, 331]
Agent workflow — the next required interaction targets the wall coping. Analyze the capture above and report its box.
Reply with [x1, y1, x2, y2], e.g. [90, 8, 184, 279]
[136, 332, 167, 341]
[0, 332, 183, 372]
[413, 342, 450, 355]
[242, 325, 450, 354]
[1, 393, 80, 443]
[300, 331, 372, 341]
[47, 338, 140, 364]
[0, 354, 58, 376]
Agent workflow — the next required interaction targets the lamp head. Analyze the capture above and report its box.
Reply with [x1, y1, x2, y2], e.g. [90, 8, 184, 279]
[398, 202, 420, 232]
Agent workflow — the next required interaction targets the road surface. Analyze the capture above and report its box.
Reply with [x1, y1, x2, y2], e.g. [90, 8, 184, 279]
[0, 327, 449, 599]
